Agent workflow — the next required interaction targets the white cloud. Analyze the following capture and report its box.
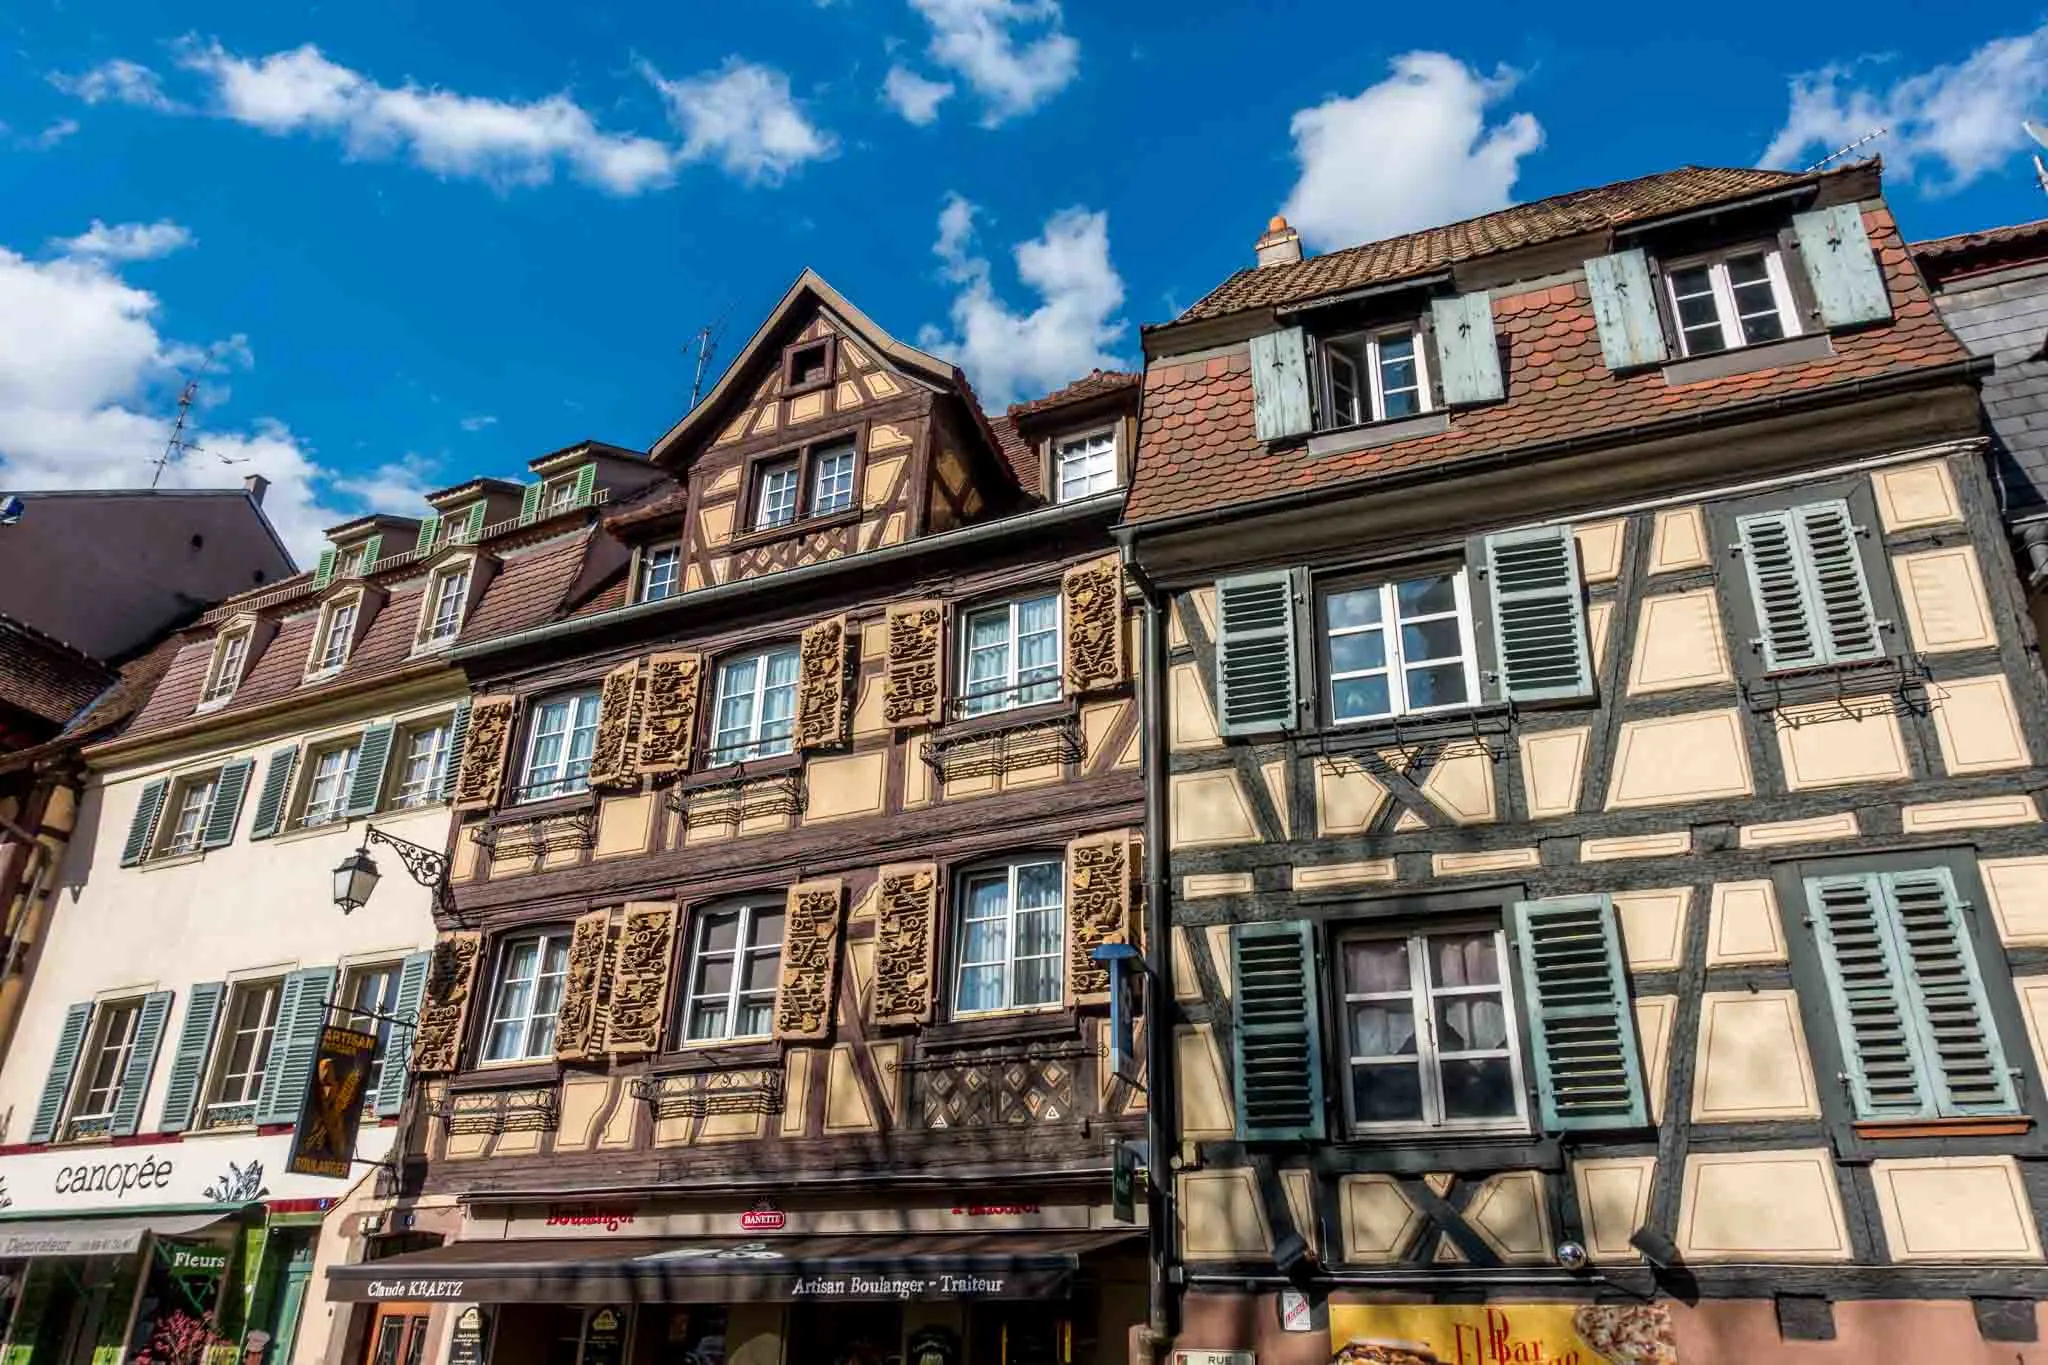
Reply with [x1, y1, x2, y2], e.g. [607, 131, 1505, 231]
[1279, 52, 1543, 251]
[23, 119, 80, 149]
[330, 454, 442, 514]
[1759, 25, 2048, 191]
[459, 414, 498, 432]
[50, 58, 183, 111]
[883, 64, 955, 125]
[917, 192, 1127, 408]
[907, 0, 1078, 124]
[641, 58, 834, 185]
[52, 220, 196, 263]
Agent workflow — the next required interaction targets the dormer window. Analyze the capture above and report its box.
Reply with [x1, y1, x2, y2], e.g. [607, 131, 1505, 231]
[546, 478, 581, 516]
[755, 459, 799, 530]
[637, 544, 682, 604]
[201, 629, 250, 705]
[746, 437, 858, 534]
[1322, 327, 1428, 427]
[308, 597, 359, 678]
[1055, 430, 1119, 503]
[342, 545, 371, 577]
[424, 564, 470, 646]
[1665, 248, 1800, 356]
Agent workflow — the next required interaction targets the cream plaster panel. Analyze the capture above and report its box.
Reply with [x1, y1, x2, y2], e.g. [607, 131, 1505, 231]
[2015, 977, 2048, 1081]
[598, 1081, 636, 1149]
[868, 1041, 903, 1125]
[1432, 848, 1540, 876]
[1081, 701, 1128, 772]
[543, 818, 582, 869]
[1587, 599, 1614, 679]
[1175, 1024, 1234, 1139]
[1580, 830, 1692, 862]
[943, 765, 997, 800]
[1393, 809, 1427, 833]
[1628, 590, 1732, 694]
[1291, 861, 1397, 891]
[824, 1044, 878, 1133]
[1179, 1169, 1273, 1259]
[1171, 770, 1260, 847]
[1340, 1174, 1424, 1263]
[750, 406, 778, 436]
[698, 500, 736, 549]
[866, 419, 911, 450]
[594, 792, 655, 859]
[1189, 586, 1219, 643]
[878, 511, 907, 547]
[451, 822, 482, 882]
[1677, 1150, 1851, 1262]
[1606, 709, 1753, 809]
[1901, 795, 2040, 833]
[1573, 1157, 1657, 1263]
[1465, 1172, 1552, 1264]
[863, 454, 906, 510]
[1282, 1170, 1320, 1257]
[1691, 991, 1820, 1121]
[852, 674, 889, 739]
[1613, 887, 1691, 971]
[1931, 674, 2031, 774]
[864, 372, 903, 401]
[1983, 858, 2048, 945]
[781, 1050, 813, 1137]
[1520, 727, 1588, 820]
[700, 1110, 765, 1143]
[1649, 505, 1709, 573]
[1314, 757, 1388, 836]
[1636, 995, 1675, 1125]
[1873, 459, 1962, 530]
[555, 1075, 610, 1152]
[1183, 872, 1253, 900]
[1205, 925, 1232, 1000]
[443, 1128, 489, 1160]
[1895, 546, 1998, 654]
[1773, 701, 1911, 791]
[1419, 748, 1496, 824]
[1574, 519, 1626, 583]
[1739, 811, 1860, 847]
[1261, 759, 1291, 837]
[1871, 1157, 2042, 1262]
[902, 736, 931, 808]
[1707, 881, 1786, 965]
[787, 390, 825, 424]
[495, 1125, 542, 1156]
[1171, 930, 1203, 1003]
[708, 465, 742, 496]
[834, 379, 864, 411]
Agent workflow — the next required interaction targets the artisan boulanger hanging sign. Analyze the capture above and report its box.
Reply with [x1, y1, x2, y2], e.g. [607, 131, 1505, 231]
[286, 1025, 378, 1178]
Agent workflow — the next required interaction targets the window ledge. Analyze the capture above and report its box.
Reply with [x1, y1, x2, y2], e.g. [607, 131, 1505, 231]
[1305, 410, 1449, 459]
[683, 752, 802, 790]
[410, 638, 458, 659]
[726, 506, 861, 553]
[1317, 702, 1515, 754]
[1853, 1116, 2033, 1139]
[140, 849, 207, 871]
[933, 698, 1077, 743]
[302, 665, 346, 686]
[449, 1060, 561, 1092]
[193, 695, 235, 715]
[651, 1041, 783, 1075]
[499, 789, 598, 820]
[919, 1008, 1078, 1050]
[1662, 332, 1834, 386]
[272, 818, 357, 846]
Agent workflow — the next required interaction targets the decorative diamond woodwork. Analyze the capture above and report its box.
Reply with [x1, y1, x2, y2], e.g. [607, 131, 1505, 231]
[605, 901, 677, 1057]
[911, 1044, 1089, 1129]
[873, 862, 940, 1027]
[553, 909, 612, 1061]
[883, 601, 944, 727]
[637, 651, 703, 775]
[1067, 831, 1135, 1004]
[412, 932, 482, 1074]
[453, 696, 517, 810]
[795, 615, 852, 751]
[587, 660, 643, 790]
[773, 879, 844, 1042]
[1062, 554, 1126, 694]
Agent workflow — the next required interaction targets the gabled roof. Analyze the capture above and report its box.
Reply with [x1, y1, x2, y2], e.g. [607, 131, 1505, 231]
[1008, 370, 1142, 420]
[1911, 218, 2048, 285]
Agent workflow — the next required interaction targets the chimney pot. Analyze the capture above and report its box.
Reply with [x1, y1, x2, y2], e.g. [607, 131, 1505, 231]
[1256, 215, 1302, 270]
[243, 473, 269, 506]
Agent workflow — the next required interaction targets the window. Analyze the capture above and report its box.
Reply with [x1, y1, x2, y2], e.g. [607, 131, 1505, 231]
[162, 775, 219, 856]
[785, 339, 832, 391]
[1724, 493, 1887, 674]
[1322, 571, 1478, 723]
[205, 980, 282, 1124]
[1321, 328, 1429, 428]
[482, 931, 571, 1062]
[954, 857, 1064, 1015]
[711, 648, 799, 764]
[638, 544, 682, 604]
[202, 631, 249, 705]
[392, 722, 451, 807]
[302, 742, 360, 827]
[810, 441, 856, 516]
[342, 545, 371, 577]
[1055, 431, 1119, 502]
[546, 477, 581, 516]
[424, 565, 470, 644]
[1665, 250, 1799, 356]
[680, 903, 785, 1042]
[961, 593, 1061, 717]
[518, 691, 600, 801]
[1339, 925, 1527, 1133]
[340, 963, 401, 1105]
[313, 599, 358, 673]
[754, 460, 799, 530]
[65, 1000, 142, 1137]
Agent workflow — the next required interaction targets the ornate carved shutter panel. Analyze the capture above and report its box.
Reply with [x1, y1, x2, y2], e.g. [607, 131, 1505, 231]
[872, 863, 940, 1027]
[1061, 556, 1127, 696]
[774, 879, 845, 1042]
[1792, 204, 1892, 328]
[636, 651, 704, 775]
[452, 695, 518, 810]
[1430, 290, 1505, 406]
[882, 602, 945, 728]
[412, 931, 483, 1074]
[1511, 895, 1647, 1132]
[1230, 921, 1325, 1142]
[605, 902, 678, 1056]
[1583, 249, 1670, 370]
[1248, 327, 1312, 441]
[554, 909, 614, 1061]
[587, 661, 644, 790]
[1066, 832, 1135, 1005]
[795, 616, 852, 751]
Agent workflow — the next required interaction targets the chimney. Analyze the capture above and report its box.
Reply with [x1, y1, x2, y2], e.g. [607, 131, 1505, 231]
[243, 473, 269, 506]
[1256, 215, 1302, 269]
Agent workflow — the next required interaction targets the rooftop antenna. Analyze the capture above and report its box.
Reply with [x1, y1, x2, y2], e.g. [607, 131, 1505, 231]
[1806, 127, 1887, 174]
[149, 379, 204, 488]
[686, 303, 735, 410]
[2025, 122, 2048, 194]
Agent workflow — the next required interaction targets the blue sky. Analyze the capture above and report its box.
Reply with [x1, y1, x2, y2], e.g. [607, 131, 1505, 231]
[2, 1, 2044, 562]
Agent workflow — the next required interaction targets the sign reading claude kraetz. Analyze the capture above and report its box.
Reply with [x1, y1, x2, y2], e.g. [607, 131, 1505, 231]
[286, 1025, 378, 1179]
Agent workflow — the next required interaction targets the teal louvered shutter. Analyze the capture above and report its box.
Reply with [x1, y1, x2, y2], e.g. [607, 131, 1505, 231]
[1249, 327, 1313, 441]
[1584, 249, 1670, 370]
[413, 515, 442, 556]
[1794, 500, 1882, 663]
[462, 503, 486, 542]
[248, 746, 299, 839]
[120, 779, 169, 867]
[27, 1002, 93, 1143]
[159, 981, 225, 1133]
[1736, 509, 1823, 672]
[313, 547, 337, 589]
[572, 463, 597, 507]
[344, 723, 396, 818]
[1512, 895, 1646, 1131]
[1481, 527, 1593, 702]
[1883, 869, 2016, 1115]
[1214, 570, 1299, 736]
[375, 951, 433, 1117]
[1735, 500, 1882, 672]
[201, 759, 255, 849]
[1792, 204, 1892, 328]
[1430, 291, 1504, 405]
[357, 533, 383, 574]
[1807, 873, 1934, 1118]
[440, 702, 471, 801]
[518, 482, 543, 525]
[1231, 921, 1326, 1141]
[256, 966, 336, 1125]
[109, 991, 173, 1138]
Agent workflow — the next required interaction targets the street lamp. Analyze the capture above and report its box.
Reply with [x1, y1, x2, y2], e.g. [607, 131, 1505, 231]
[332, 825, 455, 918]
[332, 847, 379, 914]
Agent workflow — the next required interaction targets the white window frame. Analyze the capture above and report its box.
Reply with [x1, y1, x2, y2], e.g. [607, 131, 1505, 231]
[203, 978, 283, 1124]
[64, 999, 143, 1136]
[161, 772, 220, 856]
[1322, 570, 1481, 725]
[201, 630, 250, 706]
[637, 543, 682, 604]
[1054, 428, 1120, 503]
[952, 855, 1066, 1017]
[710, 647, 800, 764]
[754, 460, 799, 530]
[517, 690, 601, 802]
[1338, 922, 1530, 1136]
[1320, 327, 1432, 429]
[809, 442, 856, 516]
[340, 544, 372, 578]
[340, 961, 402, 1105]
[1663, 248, 1802, 357]
[544, 476, 582, 516]
[309, 596, 359, 676]
[679, 901, 785, 1043]
[421, 564, 471, 647]
[301, 741, 360, 827]
[482, 930, 572, 1063]
[958, 592, 1063, 717]
[391, 720, 452, 808]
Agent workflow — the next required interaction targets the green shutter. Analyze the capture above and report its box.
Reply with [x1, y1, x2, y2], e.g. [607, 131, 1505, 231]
[357, 533, 384, 574]
[440, 702, 471, 801]
[255, 966, 337, 1126]
[1792, 204, 1892, 328]
[344, 723, 395, 818]
[1883, 869, 2016, 1115]
[201, 759, 255, 850]
[518, 482, 543, 525]
[1736, 500, 1882, 672]
[1430, 291, 1504, 405]
[1512, 895, 1647, 1132]
[1249, 327, 1313, 441]
[1231, 920, 1326, 1141]
[1214, 570, 1299, 736]
[1584, 249, 1670, 370]
[413, 515, 442, 556]
[376, 951, 433, 1118]
[248, 746, 299, 840]
[1482, 526, 1592, 702]
[120, 779, 168, 867]
[109, 991, 173, 1138]
[1795, 501, 1883, 663]
[462, 503, 486, 542]
[313, 547, 337, 589]
[159, 981, 225, 1133]
[27, 1002, 93, 1143]
[572, 463, 597, 508]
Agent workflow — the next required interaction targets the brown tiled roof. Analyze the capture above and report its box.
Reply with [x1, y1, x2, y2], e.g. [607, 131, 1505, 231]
[1008, 370, 1142, 418]
[1127, 204, 1968, 525]
[0, 615, 117, 727]
[1911, 219, 2048, 283]
[457, 532, 593, 641]
[1176, 166, 1809, 323]
[989, 414, 1038, 497]
[603, 477, 689, 533]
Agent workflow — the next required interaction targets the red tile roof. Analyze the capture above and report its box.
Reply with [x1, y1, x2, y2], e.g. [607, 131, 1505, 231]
[0, 615, 117, 728]
[1008, 370, 1142, 418]
[1911, 218, 2048, 283]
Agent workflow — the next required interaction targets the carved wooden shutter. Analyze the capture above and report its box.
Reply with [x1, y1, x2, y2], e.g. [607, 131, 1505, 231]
[605, 902, 678, 1056]
[1584, 249, 1670, 370]
[1230, 921, 1326, 1142]
[1214, 570, 1299, 736]
[1479, 526, 1594, 702]
[636, 651, 704, 775]
[882, 602, 945, 728]
[412, 931, 483, 1074]
[109, 991, 173, 1138]
[1430, 290, 1505, 406]
[1061, 556, 1127, 696]
[774, 879, 845, 1042]
[587, 661, 644, 790]
[120, 779, 168, 867]
[1066, 832, 1134, 1005]
[554, 909, 614, 1061]
[1249, 327, 1313, 441]
[27, 1002, 93, 1144]
[159, 982, 224, 1133]
[872, 863, 940, 1027]
[795, 616, 852, 751]
[452, 695, 518, 810]
[1512, 895, 1647, 1132]
[1792, 204, 1892, 328]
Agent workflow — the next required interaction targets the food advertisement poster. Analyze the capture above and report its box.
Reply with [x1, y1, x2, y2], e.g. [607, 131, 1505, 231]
[1331, 1303, 1676, 1365]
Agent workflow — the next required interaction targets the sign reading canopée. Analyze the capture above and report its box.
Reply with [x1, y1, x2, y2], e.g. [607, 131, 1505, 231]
[0, 1130, 390, 1216]
[1330, 1303, 1678, 1365]
[286, 1025, 378, 1178]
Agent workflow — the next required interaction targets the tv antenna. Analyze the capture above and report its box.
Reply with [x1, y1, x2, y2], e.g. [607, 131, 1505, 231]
[2025, 122, 2048, 194]
[150, 380, 204, 488]
[1806, 127, 1886, 174]
[686, 305, 734, 410]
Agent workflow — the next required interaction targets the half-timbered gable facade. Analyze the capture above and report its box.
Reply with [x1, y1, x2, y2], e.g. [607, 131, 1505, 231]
[1121, 162, 2048, 1363]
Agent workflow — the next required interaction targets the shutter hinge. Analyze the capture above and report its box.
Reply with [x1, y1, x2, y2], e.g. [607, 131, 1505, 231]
[1802, 915, 1816, 928]
[1727, 541, 1745, 556]
[1853, 522, 1870, 538]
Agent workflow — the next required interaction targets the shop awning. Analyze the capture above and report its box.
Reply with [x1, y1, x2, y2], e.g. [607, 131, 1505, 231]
[0, 1211, 235, 1259]
[325, 1229, 1141, 1304]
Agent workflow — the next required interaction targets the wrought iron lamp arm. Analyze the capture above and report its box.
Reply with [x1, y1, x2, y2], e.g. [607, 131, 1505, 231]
[361, 824, 456, 918]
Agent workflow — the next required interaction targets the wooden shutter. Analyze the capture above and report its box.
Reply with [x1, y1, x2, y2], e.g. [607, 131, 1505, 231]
[1735, 500, 1882, 672]
[1481, 526, 1594, 702]
[1512, 895, 1647, 1131]
[794, 616, 852, 751]
[374, 951, 431, 1117]
[604, 902, 678, 1056]
[412, 932, 483, 1075]
[159, 982, 224, 1133]
[1807, 873, 1932, 1118]
[1062, 555, 1127, 695]
[248, 746, 300, 840]
[452, 695, 517, 810]
[637, 652, 704, 774]
[344, 722, 396, 818]
[357, 533, 384, 573]
[572, 463, 598, 507]
[313, 547, 338, 589]
[1249, 327, 1313, 441]
[872, 863, 940, 1026]
[774, 879, 845, 1042]
[1430, 291, 1504, 405]
[1231, 920, 1326, 1141]
[413, 515, 442, 556]
[1792, 205, 1892, 328]
[462, 503, 487, 542]
[440, 700, 472, 801]
[1214, 570, 1299, 736]
[201, 759, 255, 850]
[27, 1002, 93, 1143]
[553, 909, 613, 1061]
[255, 966, 336, 1125]
[120, 779, 168, 867]
[1584, 249, 1670, 370]
[518, 482, 543, 525]
[882, 602, 945, 728]
[109, 991, 173, 1138]
[1882, 869, 2016, 1115]
[1795, 501, 1883, 663]
[587, 661, 644, 789]
[1066, 832, 1134, 1006]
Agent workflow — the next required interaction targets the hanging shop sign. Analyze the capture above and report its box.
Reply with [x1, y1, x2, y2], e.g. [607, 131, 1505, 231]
[286, 1025, 379, 1178]
[449, 1305, 492, 1365]
[1330, 1303, 1678, 1365]
[0, 1127, 393, 1218]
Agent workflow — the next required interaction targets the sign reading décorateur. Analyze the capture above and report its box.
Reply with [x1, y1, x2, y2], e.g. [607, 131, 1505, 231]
[286, 1025, 377, 1178]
